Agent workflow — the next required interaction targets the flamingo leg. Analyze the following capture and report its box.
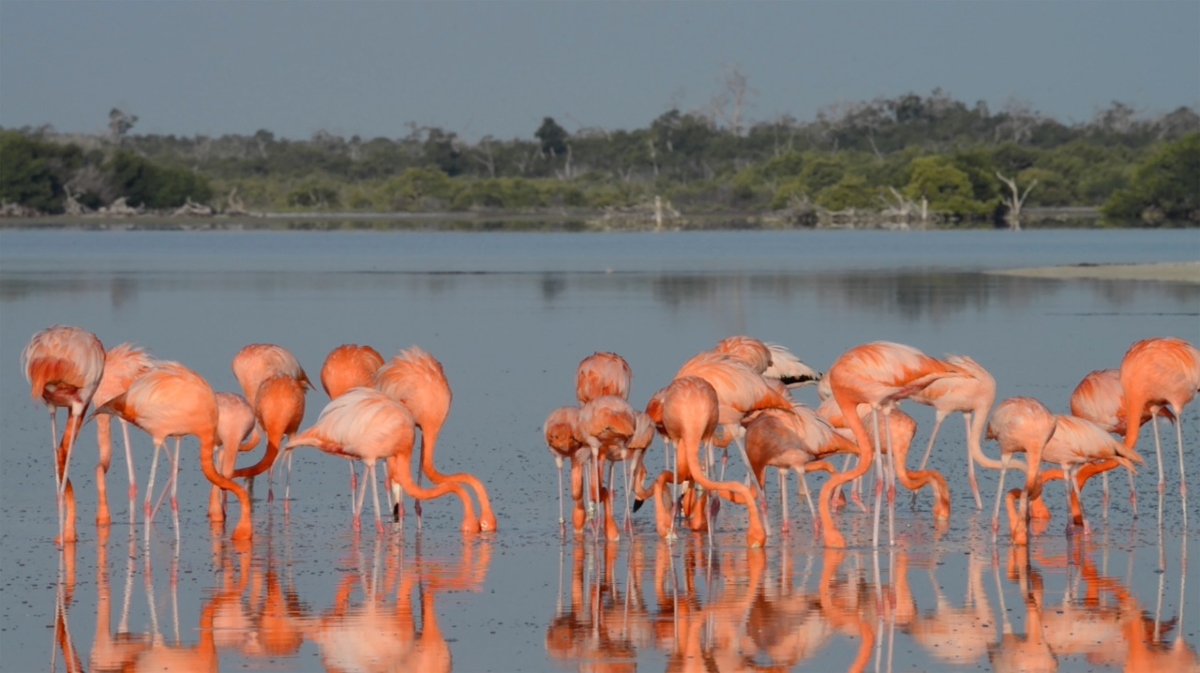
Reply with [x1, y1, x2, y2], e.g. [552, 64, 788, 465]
[170, 438, 181, 543]
[556, 456, 565, 530]
[992, 454, 1009, 534]
[779, 469, 790, 534]
[871, 408, 884, 548]
[283, 449, 295, 514]
[1171, 409, 1187, 521]
[913, 412, 946, 506]
[121, 420, 138, 525]
[48, 409, 65, 540]
[885, 414, 895, 548]
[369, 461, 384, 534]
[795, 467, 818, 538]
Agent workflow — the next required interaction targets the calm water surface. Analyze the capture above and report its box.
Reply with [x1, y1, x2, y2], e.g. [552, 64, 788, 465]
[1, 229, 1198, 672]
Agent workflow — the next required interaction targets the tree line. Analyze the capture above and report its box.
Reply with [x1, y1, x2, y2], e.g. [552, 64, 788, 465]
[2, 91, 1198, 226]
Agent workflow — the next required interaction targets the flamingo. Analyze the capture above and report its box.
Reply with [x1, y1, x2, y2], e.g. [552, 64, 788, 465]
[575, 351, 633, 404]
[285, 387, 480, 533]
[1043, 414, 1143, 535]
[93, 362, 254, 541]
[208, 392, 259, 522]
[318, 343, 387, 512]
[230, 343, 311, 497]
[1070, 368, 1174, 517]
[715, 335, 822, 387]
[92, 342, 160, 526]
[575, 395, 638, 540]
[320, 344, 385, 400]
[231, 374, 306, 507]
[23, 324, 106, 545]
[743, 403, 854, 536]
[657, 376, 766, 547]
[910, 354, 996, 510]
[986, 397, 1056, 545]
[675, 350, 793, 483]
[543, 405, 584, 531]
[1119, 336, 1200, 519]
[374, 346, 496, 531]
[851, 405, 951, 527]
[819, 341, 958, 548]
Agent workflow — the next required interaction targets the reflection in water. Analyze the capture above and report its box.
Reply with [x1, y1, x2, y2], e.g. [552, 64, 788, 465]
[4, 269, 1196, 324]
[59, 528, 493, 673]
[537, 532, 1191, 673]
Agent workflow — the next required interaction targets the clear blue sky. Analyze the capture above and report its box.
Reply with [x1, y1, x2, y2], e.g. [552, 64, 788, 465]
[2, 1, 1197, 142]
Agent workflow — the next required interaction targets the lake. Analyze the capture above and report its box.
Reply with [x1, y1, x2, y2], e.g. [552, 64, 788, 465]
[1, 228, 1198, 672]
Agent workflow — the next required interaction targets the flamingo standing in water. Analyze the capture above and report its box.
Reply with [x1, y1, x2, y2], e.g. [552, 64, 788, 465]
[209, 392, 259, 522]
[319, 344, 387, 511]
[1042, 414, 1143, 535]
[375, 346, 496, 532]
[820, 341, 958, 548]
[1070, 368, 1174, 517]
[286, 387, 480, 534]
[986, 397, 1056, 545]
[657, 376, 766, 547]
[23, 325, 106, 545]
[230, 344, 311, 501]
[575, 395, 638, 540]
[910, 354, 996, 510]
[232, 374, 306, 508]
[94, 362, 254, 541]
[742, 403, 854, 536]
[92, 343, 160, 526]
[1119, 337, 1200, 521]
[543, 405, 584, 532]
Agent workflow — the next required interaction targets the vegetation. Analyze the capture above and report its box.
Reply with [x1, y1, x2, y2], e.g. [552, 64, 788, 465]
[2, 92, 1197, 226]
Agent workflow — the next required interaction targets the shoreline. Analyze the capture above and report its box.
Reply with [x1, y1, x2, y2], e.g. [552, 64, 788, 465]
[988, 261, 1200, 284]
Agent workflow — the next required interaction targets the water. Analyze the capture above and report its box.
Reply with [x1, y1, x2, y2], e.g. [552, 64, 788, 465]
[1, 228, 1198, 672]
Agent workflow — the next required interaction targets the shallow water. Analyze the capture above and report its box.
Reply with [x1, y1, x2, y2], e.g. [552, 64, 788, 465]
[1, 228, 1198, 672]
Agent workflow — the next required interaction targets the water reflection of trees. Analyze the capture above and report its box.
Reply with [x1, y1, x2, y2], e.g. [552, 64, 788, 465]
[4, 270, 1197, 324]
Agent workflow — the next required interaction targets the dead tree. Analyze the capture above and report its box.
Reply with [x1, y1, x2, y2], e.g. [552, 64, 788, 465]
[996, 171, 1038, 231]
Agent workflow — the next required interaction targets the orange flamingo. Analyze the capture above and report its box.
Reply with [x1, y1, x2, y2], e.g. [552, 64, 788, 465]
[1043, 414, 1143, 535]
[1119, 336, 1200, 517]
[743, 404, 855, 536]
[320, 343, 385, 400]
[94, 362, 254, 541]
[23, 324, 106, 545]
[92, 342, 160, 526]
[853, 404, 951, 528]
[231, 343, 311, 403]
[230, 343, 311, 497]
[986, 397, 1056, 544]
[820, 341, 958, 548]
[575, 351, 633, 404]
[543, 405, 584, 530]
[1070, 367, 1174, 516]
[715, 335, 822, 386]
[375, 346, 496, 532]
[208, 392, 259, 522]
[910, 354, 996, 510]
[657, 376, 766, 547]
[286, 387, 480, 533]
[319, 343, 386, 510]
[675, 350, 793, 484]
[575, 394, 638, 540]
[232, 374, 306, 507]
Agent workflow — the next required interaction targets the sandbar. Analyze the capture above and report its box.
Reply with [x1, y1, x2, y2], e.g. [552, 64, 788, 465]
[989, 261, 1200, 284]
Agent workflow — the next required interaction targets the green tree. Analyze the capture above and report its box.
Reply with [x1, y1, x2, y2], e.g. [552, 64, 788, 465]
[904, 156, 991, 217]
[0, 131, 63, 212]
[1103, 133, 1200, 223]
[535, 117, 569, 157]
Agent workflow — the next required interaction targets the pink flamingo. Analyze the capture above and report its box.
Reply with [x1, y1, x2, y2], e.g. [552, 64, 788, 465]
[23, 325, 106, 545]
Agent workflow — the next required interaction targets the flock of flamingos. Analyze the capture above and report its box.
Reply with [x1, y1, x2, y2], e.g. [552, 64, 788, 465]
[21, 324, 1200, 550]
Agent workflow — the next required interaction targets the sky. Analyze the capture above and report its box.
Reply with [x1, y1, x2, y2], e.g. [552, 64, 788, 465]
[1, 1, 1197, 143]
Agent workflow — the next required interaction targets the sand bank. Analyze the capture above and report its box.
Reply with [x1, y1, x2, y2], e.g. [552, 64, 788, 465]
[989, 261, 1200, 284]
